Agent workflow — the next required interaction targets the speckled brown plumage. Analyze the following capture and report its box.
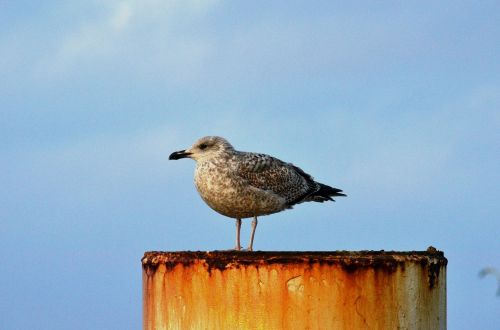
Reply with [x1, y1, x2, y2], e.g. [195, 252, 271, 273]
[169, 136, 346, 250]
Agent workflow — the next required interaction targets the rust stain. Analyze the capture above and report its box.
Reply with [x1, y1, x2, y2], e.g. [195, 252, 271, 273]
[143, 248, 447, 330]
[142, 249, 447, 273]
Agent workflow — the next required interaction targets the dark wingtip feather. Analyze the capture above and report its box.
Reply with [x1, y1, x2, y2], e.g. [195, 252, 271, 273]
[306, 184, 345, 202]
[286, 163, 346, 205]
[317, 183, 346, 198]
[289, 183, 346, 205]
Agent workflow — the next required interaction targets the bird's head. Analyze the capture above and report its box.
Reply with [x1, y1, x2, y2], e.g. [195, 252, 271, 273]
[169, 136, 234, 162]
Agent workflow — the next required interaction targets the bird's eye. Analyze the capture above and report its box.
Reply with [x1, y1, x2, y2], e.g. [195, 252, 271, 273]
[199, 143, 208, 150]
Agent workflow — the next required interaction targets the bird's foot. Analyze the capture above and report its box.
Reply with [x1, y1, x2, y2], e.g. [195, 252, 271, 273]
[218, 247, 254, 252]
[218, 246, 242, 252]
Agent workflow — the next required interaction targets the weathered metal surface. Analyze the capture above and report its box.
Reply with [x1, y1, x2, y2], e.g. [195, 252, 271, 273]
[143, 248, 447, 330]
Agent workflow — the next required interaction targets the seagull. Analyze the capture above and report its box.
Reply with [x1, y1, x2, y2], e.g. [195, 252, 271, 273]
[479, 267, 500, 296]
[169, 136, 346, 251]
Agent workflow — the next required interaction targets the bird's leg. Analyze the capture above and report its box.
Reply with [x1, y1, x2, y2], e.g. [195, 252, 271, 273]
[235, 218, 242, 250]
[247, 216, 258, 251]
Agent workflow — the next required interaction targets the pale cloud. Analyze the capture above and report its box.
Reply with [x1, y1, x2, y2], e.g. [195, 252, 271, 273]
[109, 2, 133, 31]
[36, 0, 219, 78]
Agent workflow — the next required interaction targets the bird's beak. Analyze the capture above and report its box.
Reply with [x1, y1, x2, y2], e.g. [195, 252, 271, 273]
[169, 149, 192, 160]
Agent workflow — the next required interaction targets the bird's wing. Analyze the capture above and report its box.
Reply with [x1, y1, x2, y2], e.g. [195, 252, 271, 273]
[234, 153, 319, 204]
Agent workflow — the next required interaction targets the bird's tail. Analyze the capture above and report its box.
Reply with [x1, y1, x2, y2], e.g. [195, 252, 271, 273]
[307, 183, 346, 203]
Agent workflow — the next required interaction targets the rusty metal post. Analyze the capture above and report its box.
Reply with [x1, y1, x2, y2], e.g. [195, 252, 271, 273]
[142, 248, 446, 330]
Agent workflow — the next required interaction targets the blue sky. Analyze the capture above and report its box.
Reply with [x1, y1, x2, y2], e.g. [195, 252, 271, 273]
[1, 1, 499, 329]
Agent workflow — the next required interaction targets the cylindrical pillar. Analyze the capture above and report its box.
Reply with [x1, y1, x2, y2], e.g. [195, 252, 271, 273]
[142, 249, 447, 330]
